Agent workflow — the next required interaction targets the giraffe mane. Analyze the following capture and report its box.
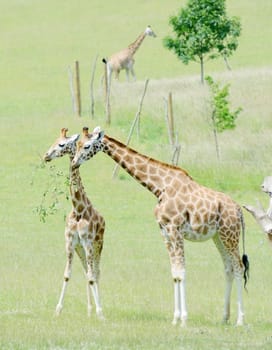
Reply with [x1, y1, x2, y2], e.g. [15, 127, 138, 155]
[105, 135, 192, 179]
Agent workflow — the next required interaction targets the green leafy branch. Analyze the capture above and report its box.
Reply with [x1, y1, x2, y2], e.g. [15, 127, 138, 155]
[31, 160, 70, 223]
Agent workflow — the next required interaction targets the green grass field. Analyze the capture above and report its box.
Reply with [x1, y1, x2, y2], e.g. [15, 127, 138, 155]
[1, 0, 272, 349]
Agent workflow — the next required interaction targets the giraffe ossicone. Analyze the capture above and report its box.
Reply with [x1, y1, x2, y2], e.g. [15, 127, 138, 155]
[72, 126, 249, 327]
[43, 127, 105, 319]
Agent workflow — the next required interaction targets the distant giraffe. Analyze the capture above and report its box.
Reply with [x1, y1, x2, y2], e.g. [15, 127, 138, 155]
[72, 126, 249, 326]
[43, 128, 105, 319]
[102, 25, 156, 83]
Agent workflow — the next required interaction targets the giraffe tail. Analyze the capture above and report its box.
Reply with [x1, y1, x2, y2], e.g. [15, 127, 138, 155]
[102, 58, 107, 64]
[240, 208, 250, 290]
[242, 254, 249, 290]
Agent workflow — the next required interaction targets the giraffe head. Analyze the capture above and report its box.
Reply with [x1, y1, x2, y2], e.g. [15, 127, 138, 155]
[43, 128, 80, 162]
[145, 25, 156, 38]
[72, 126, 104, 168]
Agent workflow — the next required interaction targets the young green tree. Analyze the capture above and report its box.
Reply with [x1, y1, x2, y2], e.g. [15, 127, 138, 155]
[163, 0, 241, 83]
[206, 75, 242, 162]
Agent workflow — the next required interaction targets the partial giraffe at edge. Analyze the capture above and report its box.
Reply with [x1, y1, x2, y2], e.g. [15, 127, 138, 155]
[43, 127, 105, 319]
[244, 176, 272, 245]
[72, 126, 249, 327]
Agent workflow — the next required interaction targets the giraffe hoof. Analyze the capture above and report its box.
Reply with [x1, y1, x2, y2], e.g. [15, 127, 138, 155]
[222, 317, 230, 325]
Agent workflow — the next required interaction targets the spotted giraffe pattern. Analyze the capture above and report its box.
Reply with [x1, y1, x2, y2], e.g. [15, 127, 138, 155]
[43, 128, 105, 319]
[72, 126, 249, 327]
[103, 25, 156, 81]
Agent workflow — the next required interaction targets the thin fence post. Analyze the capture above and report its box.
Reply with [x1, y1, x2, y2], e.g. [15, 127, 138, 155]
[112, 79, 149, 179]
[104, 62, 111, 125]
[164, 92, 181, 165]
[136, 79, 149, 140]
[89, 54, 98, 119]
[68, 65, 76, 114]
[75, 60, 81, 117]
[172, 132, 181, 166]
[168, 92, 174, 146]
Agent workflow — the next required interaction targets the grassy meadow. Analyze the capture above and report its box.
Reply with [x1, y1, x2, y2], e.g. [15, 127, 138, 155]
[1, 0, 272, 349]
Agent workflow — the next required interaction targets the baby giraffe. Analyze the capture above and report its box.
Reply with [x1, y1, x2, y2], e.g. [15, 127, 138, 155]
[43, 127, 105, 319]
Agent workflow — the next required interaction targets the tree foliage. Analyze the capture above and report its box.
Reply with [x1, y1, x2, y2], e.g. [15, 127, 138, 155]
[206, 75, 242, 132]
[163, 0, 241, 83]
[205, 75, 242, 161]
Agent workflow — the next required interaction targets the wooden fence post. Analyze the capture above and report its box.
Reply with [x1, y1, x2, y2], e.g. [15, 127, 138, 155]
[89, 54, 98, 119]
[75, 60, 81, 117]
[68, 65, 76, 114]
[104, 62, 111, 125]
[164, 92, 181, 165]
[168, 92, 174, 146]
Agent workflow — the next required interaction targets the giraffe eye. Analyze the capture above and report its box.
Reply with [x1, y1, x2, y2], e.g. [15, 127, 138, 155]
[84, 145, 91, 150]
[58, 143, 65, 148]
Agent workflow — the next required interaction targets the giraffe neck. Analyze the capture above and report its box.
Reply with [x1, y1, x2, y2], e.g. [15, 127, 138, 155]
[69, 156, 89, 209]
[128, 31, 146, 56]
[102, 135, 190, 198]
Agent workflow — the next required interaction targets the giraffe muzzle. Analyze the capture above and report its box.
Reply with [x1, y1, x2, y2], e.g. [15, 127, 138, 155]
[43, 154, 52, 162]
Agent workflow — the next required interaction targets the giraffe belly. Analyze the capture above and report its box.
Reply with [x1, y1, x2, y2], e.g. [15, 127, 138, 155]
[181, 223, 217, 242]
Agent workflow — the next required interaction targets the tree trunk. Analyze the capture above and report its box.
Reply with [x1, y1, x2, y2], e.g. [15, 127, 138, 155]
[200, 56, 204, 84]
[211, 110, 220, 162]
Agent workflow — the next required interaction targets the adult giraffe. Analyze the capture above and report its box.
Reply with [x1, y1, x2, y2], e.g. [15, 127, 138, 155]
[72, 126, 249, 326]
[102, 25, 156, 82]
[43, 128, 105, 319]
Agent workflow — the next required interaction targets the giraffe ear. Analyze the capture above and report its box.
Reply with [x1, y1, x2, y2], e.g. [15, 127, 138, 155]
[70, 134, 80, 142]
[91, 126, 104, 141]
[93, 126, 101, 134]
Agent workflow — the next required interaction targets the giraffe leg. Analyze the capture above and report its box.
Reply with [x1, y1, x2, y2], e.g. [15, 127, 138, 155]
[213, 236, 245, 325]
[160, 224, 187, 326]
[233, 251, 245, 326]
[84, 240, 104, 319]
[86, 283, 92, 317]
[213, 235, 234, 324]
[56, 231, 76, 316]
[179, 271, 187, 327]
[130, 65, 136, 81]
[172, 272, 187, 327]
[235, 277, 244, 326]
[223, 265, 234, 324]
[172, 279, 181, 325]
[89, 282, 104, 319]
[125, 68, 130, 81]
[75, 245, 93, 316]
